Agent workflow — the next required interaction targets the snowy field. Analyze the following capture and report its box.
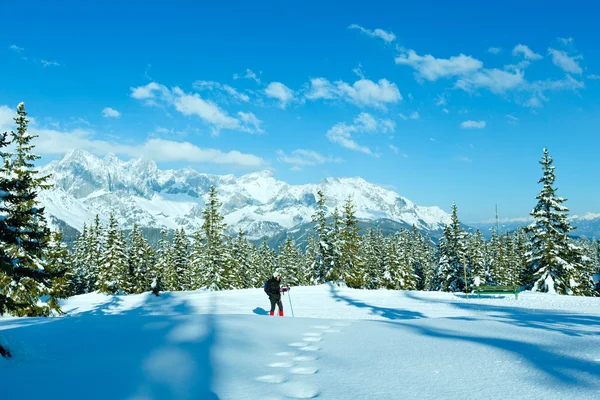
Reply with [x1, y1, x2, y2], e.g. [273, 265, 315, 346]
[1, 284, 600, 399]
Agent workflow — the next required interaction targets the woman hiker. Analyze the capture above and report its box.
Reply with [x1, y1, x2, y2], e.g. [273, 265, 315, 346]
[265, 272, 289, 316]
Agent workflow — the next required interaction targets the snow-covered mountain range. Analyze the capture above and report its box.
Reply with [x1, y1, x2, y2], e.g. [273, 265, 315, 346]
[38, 149, 452, 241]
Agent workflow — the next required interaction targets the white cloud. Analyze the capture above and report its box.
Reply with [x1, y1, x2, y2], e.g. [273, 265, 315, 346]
[488, 47, 501, 54]
[237, 112, 264, 133]
[305, 77, 401, 109]
[102, 107, 121, 118]
[304, 78, 337, 100]
[172, 89, 241, 132]
[41, 60, 60, 67]
[265, 82, 294, 108]
[399, 111, 419, 120]
[130, 82, 167, 100]
[193, 80, 250, 102]
[506, 114, 519, 124]
[455, 156, 472, 162]
[504, 60, 531, 71]
[548, 48, 583, 74]
[512, 44, 542, 60]
[558, 37, 574, 45]
[435, 94, 447, 106]
[460, 120, 486, 129]
[130, 82, 263, 135]
[588, 74, 600, 80]
[276, 149, 342, 166]
[388, 144, 407, 157]
[28, 125, 266, 168]
[352, 64, 365, 79]
[9, 45, 24, 52]
[233, 69, 261, 84]
[455, 68, 525, 94]
[395, 48, 483, 81]
[348, 24, 396, 43]
[326, 112, 394, 155]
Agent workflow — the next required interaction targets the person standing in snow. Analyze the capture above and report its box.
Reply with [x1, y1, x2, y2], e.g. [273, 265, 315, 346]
[265, 272, 289, 316]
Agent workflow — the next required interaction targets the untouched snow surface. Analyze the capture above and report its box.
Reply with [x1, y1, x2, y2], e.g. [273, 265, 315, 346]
[1, 285, 600, 399]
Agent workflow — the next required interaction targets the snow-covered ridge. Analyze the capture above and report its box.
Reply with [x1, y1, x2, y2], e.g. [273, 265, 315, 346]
[38, 149, 452, 238]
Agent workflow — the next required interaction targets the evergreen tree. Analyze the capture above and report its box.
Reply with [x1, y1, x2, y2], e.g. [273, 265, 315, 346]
[128, 224, 154, 293]
[199, 186, 231, 290]
[45, 231, 74, 312]
[70, 224, 89, 294]
[488, 227, 508, 285]
[172, 228, 191, 290]
[311, 190, 332, 283]
[302, 234, 320, 285]
[433, 202, 469, 292]
[525, 149, 585, 294]
[337, 196, 363, 287]
[152, 229, 172, 292]
[96, 214, 128, 294]
[86, 215, 104, 291]
[467, 229, 487, 287]
[258, 237, 277, 283]
[0, 103, 58, 316]
[277, 236, 302, 286]
[227, 229, 255, 288]
[361, 228, 384, 289]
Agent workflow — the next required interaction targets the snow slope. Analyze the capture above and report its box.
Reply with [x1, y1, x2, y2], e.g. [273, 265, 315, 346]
[37, 149, 452, 239]
[1, 285, 599, 399]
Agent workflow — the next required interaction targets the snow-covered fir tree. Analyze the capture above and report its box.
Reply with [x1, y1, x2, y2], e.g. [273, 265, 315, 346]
[199, 186, 231, 290]
[152, 228, 172, 292]
[128, 224, 154, 293]
[361, 228, 385, 289]
[258, 237, 277, 283]
[277, 236, 302, 286]
[45, 231, 74, 312]
[311, 190, 333, 283]
[70, 224, 90, 294]
[337, 196, 363, 287]
[302, 234, 320, 285]
[172, 228, 191, 290]
[96, 214, 128, 294]
[467, 228, 487, 287]
[227, 229, 256, 288]
[0, 103, 58, 316]
[524, 148, 586, 295]
[433, 202, 469, 292]
[488, 227, 508, 285]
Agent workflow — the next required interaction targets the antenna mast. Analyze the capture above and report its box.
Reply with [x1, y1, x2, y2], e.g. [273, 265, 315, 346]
[495, 204, 499, 234]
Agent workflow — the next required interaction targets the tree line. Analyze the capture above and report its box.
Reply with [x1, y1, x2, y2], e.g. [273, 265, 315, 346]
[1, 103, 599, 319]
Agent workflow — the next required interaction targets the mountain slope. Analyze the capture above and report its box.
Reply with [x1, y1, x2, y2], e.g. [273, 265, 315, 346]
[37, 149, 452, 240]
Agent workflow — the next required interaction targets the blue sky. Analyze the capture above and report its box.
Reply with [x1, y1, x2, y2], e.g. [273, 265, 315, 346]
[1, 0, 599, 221]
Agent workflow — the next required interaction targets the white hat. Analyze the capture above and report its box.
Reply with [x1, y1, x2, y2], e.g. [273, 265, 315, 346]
[273, 271, 281, 278]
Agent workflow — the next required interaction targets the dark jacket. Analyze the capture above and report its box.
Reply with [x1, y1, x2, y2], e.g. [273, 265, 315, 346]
[266, 277, 281, 299]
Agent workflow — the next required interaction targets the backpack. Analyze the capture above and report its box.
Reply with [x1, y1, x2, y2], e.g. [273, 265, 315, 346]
[264, 279, 269, 294]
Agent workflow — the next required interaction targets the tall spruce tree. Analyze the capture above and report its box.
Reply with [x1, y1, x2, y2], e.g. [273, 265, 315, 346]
[467, 228, 488, 286]
[433, 202, 469, 292]
[152, 229, 172, 292]
[199, 186, 231, 290]
[172, 228, 191, 290]
[128, 224, 154, 293]
[0, 103, 58, 316]
[525, 148, 585, 294]
[277, 236, 302, 286]
[311, 190, 332, 283]
[96, 214, 128, 294]
[45, 231, 74, 312]
[337, 196, 363, 287]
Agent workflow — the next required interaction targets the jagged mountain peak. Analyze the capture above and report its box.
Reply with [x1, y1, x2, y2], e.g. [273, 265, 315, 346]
[38, 149, 453, 240]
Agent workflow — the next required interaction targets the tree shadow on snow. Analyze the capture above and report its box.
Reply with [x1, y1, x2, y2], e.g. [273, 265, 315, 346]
[0, 291, 221, 400]
[328, 283, 425, 320]
[380, 320, 600, 389]
[403, 291, 600, 338]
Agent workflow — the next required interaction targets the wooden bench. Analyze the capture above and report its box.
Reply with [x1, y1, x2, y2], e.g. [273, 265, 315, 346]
[473, 285, 519, 300]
